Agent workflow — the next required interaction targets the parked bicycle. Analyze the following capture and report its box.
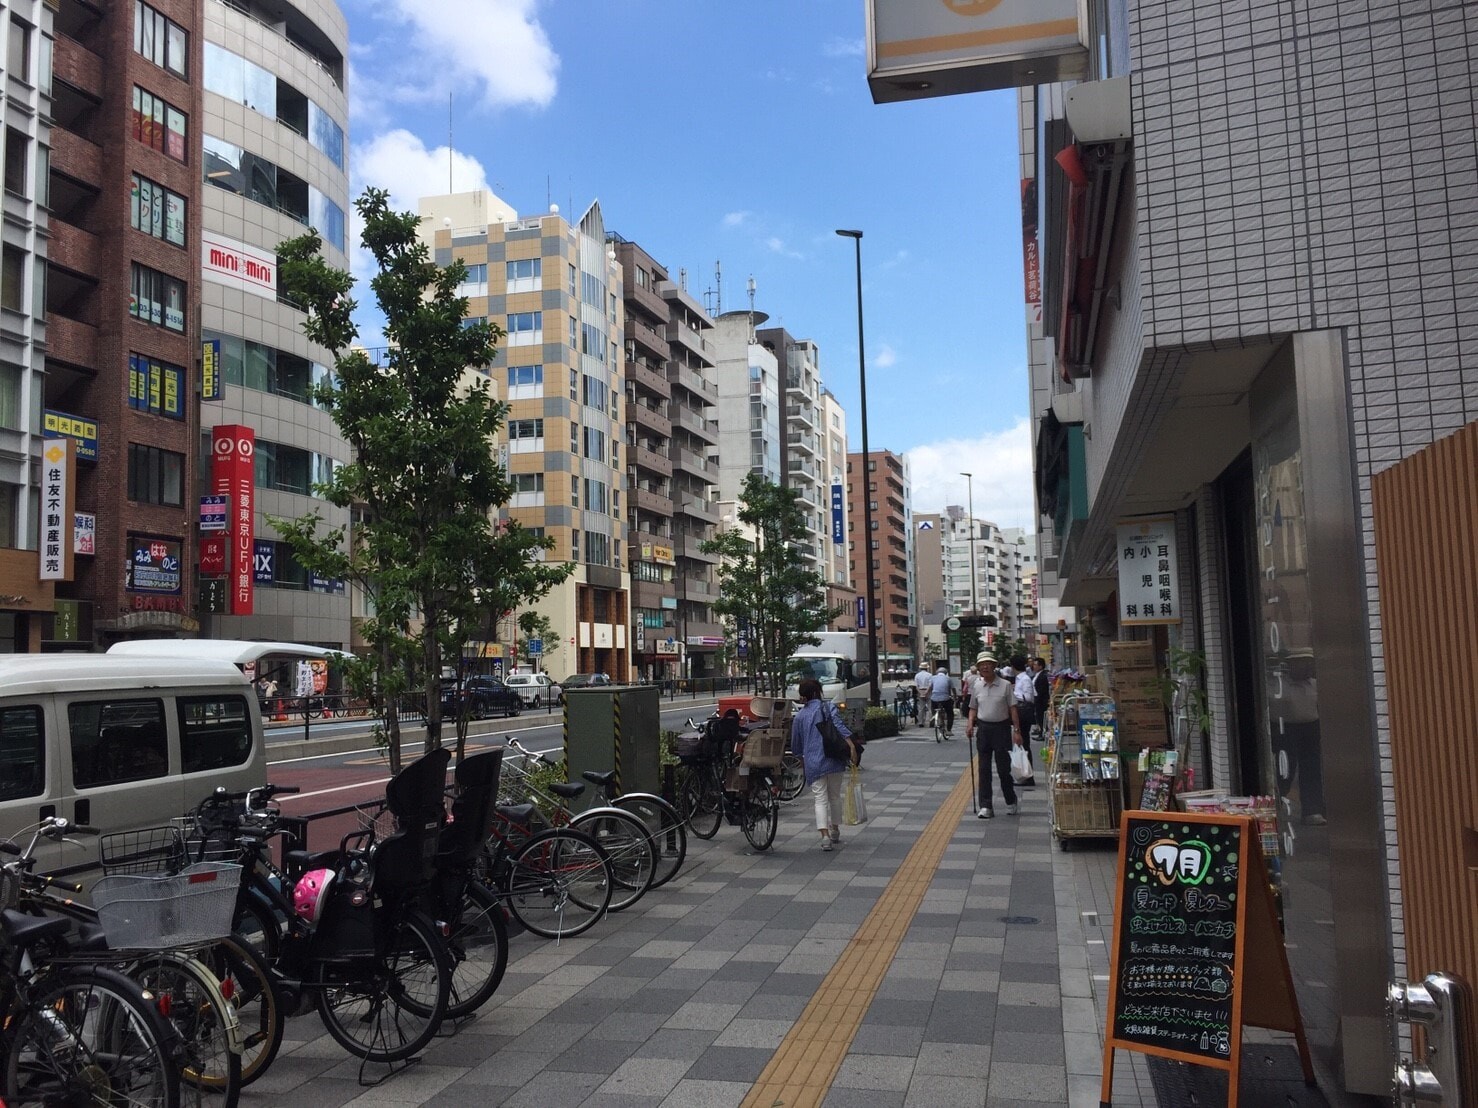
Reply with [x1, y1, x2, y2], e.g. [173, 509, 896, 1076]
[576, 768, 687, 889]
[673, 713, 783, 851]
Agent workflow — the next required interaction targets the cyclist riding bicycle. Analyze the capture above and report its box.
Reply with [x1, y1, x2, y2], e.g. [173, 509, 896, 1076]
[928, 664, 957, 737]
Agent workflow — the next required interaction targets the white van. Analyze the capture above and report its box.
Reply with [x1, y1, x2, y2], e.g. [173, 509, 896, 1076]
[0, 656, 267, 869]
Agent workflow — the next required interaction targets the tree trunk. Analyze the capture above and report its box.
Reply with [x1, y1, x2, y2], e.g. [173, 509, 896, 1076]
[422, 625, 443, 754]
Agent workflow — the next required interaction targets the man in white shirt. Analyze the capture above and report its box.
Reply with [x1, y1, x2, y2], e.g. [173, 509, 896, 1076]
[914, 664, 934, 726]
[966, 654, 1023, 818]
[1010, 654, 1036, 786]
[928, 664, 957, 736]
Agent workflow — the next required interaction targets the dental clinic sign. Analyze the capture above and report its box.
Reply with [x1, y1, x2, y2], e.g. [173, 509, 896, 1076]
[867, 0, 1088, 103]
[202, 231, 276, 300]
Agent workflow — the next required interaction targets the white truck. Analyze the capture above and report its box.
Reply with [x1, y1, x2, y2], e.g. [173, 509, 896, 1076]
[786, 631, 873, 704]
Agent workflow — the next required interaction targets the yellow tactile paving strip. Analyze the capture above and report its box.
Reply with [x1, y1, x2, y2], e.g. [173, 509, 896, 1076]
[741, 767, 976, 1108]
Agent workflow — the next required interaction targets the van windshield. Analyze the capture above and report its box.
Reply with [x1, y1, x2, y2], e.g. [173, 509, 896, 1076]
[792, 657, 842, 685]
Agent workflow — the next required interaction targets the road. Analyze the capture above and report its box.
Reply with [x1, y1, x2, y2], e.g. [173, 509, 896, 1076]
[263, 699, 720, 853]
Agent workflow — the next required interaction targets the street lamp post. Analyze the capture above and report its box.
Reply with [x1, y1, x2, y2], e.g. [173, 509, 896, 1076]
[836, 229, 881, 708]
[960, 472, 977, 620]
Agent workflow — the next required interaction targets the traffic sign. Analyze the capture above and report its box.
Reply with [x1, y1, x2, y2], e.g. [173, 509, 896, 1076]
[944, 616, 961, 632]
[528, 638, 543, 655]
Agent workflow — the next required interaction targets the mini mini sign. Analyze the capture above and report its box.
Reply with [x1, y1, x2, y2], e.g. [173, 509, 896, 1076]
[1116, 515, 1180, 626]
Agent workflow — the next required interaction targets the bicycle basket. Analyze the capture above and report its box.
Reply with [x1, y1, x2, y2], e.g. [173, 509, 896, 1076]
[90, 862, 242, 948]
[99, 825, 187, 876]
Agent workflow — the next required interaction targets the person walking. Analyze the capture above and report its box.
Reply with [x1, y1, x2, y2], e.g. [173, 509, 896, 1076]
[966, 654, 1024, 818]
[1010, 654, 1037, 786]
[928, 663, 956, 737]
[1030, 656, 1052, 739]
[790, 677, 854, 851]
[914, 663, 933, 726]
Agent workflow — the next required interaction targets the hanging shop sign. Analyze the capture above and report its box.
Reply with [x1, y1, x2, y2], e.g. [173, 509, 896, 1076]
[200, 495, 227, 532]
[199, 534, 226, 577]
[212, 426, 255, 614]
[202, 339, 222, 401]
[127, 535, 182, 595]
[831, 482, 845, 543]
[1115, 515, 1181, 626]
[73, 512, 95, 556]
[43, 410, 98, 463]
[38, 439, 76, 582]
[1100, 811, 1313, 1104]
[866, 0, 1087, 104]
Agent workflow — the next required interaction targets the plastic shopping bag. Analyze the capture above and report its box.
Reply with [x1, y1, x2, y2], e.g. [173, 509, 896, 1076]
[842, 765, 868, 825]
[1010, 744, 1034, 783]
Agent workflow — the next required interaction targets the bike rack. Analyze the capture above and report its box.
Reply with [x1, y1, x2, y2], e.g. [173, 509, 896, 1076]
[1389, 972, 1474, 1105]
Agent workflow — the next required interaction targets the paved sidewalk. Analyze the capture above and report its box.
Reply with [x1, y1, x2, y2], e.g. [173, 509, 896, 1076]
[242, 730, 1153, 1107]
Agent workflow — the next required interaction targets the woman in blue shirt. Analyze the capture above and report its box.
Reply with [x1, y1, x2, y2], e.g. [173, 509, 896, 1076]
[790, 677, 854, 852]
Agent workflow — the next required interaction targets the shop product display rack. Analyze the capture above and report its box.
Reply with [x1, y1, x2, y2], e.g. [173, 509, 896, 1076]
[1047, 691, 1123, 849]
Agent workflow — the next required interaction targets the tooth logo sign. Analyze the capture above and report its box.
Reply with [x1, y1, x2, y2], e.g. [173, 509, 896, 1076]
[942, 0, 1006, 14]
[1145, 838, 1213, 885]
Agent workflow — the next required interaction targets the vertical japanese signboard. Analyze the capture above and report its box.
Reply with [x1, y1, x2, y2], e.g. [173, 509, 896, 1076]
[1099, 811, 1313, 1105]
[202, 339, 222, 401]
[38, 439, 76, 581]
[831, 482, 845, 543]
[1115, 515, 1180, 625]
[211, 425, 255, 615]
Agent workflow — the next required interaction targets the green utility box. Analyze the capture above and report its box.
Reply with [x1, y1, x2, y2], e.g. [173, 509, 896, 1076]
[562, 685, 661, 811]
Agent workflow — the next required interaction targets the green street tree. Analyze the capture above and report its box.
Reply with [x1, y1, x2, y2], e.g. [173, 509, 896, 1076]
[518, 611, 560, 671]
[701, 474, 842, 696]
[272, 188, 571, 770]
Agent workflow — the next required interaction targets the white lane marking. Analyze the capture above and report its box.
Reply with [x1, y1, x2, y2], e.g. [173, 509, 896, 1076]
[278, 779, 390, 803]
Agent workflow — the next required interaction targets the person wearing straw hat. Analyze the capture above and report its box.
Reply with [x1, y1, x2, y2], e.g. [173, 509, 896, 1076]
[966, 653, 1023, 819]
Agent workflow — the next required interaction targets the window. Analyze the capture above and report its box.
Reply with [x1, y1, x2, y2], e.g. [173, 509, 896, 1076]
[583, 426, 604, 462]
[507, 364, 543, 389]
[69, 699, 169, 789]
[507, 311, 542, 346]
[456, 262, 488, 297]
[4, 128, 26, 195]
[204, 332, 330, 407]
[569, 315, 577, 349]
[8, 17, 30, 83]
[254, 440, 335, 495]
[205, 44, 344, 168]
[571, 530, 580, 561]
[178, 696, 253, 774]
[581, 271, 605, 308]
[127, 444, 184, 505]
[0, 363, 20, 429]
[506, 258, 540, 292]
[129, 263, 186, 331]
[568, 263, 576, 297]
[510, 472, 544, 508]
[130, 175, 186, 246]
[584, 478, 608, 514]
[202, 136, 345, 251]
[508, 418, 544, 453]
[0, 706, 43, 801]
[132, 86, 187, 161]
[581, 374, 608, 412]
[126, 355, 185, 419]
[635, 266, 650, 289]
[135, 2, 187, 77]
[2, 245, 25, 312]
[587, 531, 610, 566]
[580, 322, 606, 361]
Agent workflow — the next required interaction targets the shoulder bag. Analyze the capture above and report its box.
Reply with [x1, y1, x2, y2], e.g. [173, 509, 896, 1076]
[817, 702, 855, 764]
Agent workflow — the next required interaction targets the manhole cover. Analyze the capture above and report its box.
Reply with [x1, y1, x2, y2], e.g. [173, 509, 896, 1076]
[1000, 916, 1040, 925]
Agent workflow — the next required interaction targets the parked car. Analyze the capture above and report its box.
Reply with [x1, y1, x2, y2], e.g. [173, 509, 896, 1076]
[504, 672, 563, 708]
[562, 673, 613, 691]
[441, 675, 523, 719]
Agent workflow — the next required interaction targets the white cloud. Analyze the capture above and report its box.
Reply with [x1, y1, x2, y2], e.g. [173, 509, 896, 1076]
[822, 37, 865, 58]
[906, 419, 1035, 529]
[874, 344, 897, 369]
[722, 211, 751, 228]
[765, 236, 804, 260]
[385, 0, 558, 109]
[353, 129, 492, 213]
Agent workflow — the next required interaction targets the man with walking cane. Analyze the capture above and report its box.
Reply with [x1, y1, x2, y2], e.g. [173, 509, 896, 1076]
[966, 653, 1024, 819]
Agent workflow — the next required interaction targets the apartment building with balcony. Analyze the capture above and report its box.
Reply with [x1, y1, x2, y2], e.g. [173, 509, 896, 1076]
[916, 506, 1035, 643]
[34, 0, 204, 649]
[817, 386, 853, 624]
[609, 235, 721, 679]
[420, 189, 630, 680]
[756, 324, 831, 585]
[711, 308, 780, 504]
[847, 448, 914, 673]
[200, 0, 350, 647]
[1, 0, 54, 650]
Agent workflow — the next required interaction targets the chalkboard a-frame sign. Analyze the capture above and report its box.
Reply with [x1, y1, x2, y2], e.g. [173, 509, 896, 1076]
[1098, 811, 1315, 1107]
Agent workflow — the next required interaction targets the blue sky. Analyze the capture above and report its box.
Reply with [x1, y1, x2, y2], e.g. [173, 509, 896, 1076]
[340, 0, 1034, 528]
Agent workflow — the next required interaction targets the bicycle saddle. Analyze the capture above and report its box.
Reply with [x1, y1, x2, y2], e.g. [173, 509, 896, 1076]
[1, 908, 70, 948]
[549, 782, 584, 800]
[75, 921, 109, 951]
[285, 848, 342, 871]
[495, 803, 539, 826]
[582, 770, 616, 790]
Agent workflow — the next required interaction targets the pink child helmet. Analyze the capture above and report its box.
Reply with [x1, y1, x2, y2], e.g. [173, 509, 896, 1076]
[292, 868, 335, 924]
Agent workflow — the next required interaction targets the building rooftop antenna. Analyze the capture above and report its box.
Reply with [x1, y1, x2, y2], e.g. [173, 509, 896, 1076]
[704, 260, 722, 318]
[747, 276, 757, 343]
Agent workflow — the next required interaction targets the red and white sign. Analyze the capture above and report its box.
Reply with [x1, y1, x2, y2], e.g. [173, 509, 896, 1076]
[211, 425, 255, 615]
[199, 533, 227, 577]
[202, 231, 277, 299]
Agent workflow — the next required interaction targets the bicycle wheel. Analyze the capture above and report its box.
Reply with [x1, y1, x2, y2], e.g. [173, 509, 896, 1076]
[315, 908, 451, 1062]
[934, 713, 945, 743]
[504, 827, 613, 939]
[571, 808, 656, 912]
[611, 793, 687, 888]
[445, 879, 510, 1018]
[778, 753, 805, 802]
[232, 889, 284, 965]
[678, 764, 722, 840]
[6, 964, 182, 1108]
[135, 956, 242, 1108]
[741, 779, 779, 851]
[203, 933, 284, 1087]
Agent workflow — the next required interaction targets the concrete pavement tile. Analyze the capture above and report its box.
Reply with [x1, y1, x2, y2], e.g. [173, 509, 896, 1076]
[664, 1000, 742, 1031]
[759, 972, 826, 995]
[884, 957, 948, 980]
[950, 935, 1006, 955]
[708, 959, 777, 981]
[460, 1048, 558, 1086]
[632, 940, 695, 960]
[595, 1057, 692, 1097]
[506, 1018, 595, 1054]
[547, 1034, 642, 1074]
[579, 975, 649, 1000]
[1063, 1030, 1101, 1075]
[690, 979, 762, 1004]
[999, 981, 1062, 1007]
[987, 1060, 1070, 1102]
[849, 1023, 926, 1056]
[1069, 1073, 1109, 1108]
[989, 1029, 1066, 1065]
[913, 1040, 991, 1077]
[338, 1063, 461, 1105]
[616, 988, 698, 1015]
[775, 952, 842, 975]
[682, 1045, 774, 1083]
[901, 1074, 993, 1107]
[936, 969, 1000, 992]
[711, 1017, 792, 1049]
[874, 976, 939, 1002]
[540, 964, 610, 987]
[1061, 996, 1099, 1034]
[863, 998, 934, 1026]
[417, 1084, 520, 1107]
[504, 983, 585, 1009]
[632, 1028, 720, 1060]
[642, 902, 697, 918]
[833, 1054, 915, 1091]
[501, 1069, 604, 1108]
[417, 1031, 514, 1066]
[670, 950, 733, 970]
[236, 1051, 342, 1095]
[738, 992, 812, 1020]
[658, 1078, 751, 1108]
[647, 967, 720, 992]
[992, 1001, 1062, 1034]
